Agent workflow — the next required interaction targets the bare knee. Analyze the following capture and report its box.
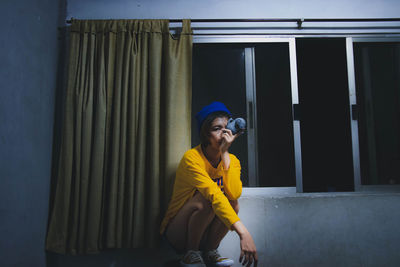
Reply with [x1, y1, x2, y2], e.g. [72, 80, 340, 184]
[229, 199, 239, 214]
[192, 192, 213, 215]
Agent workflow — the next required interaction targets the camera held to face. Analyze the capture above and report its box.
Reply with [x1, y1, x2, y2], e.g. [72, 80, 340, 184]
[226, 118, 246, 135]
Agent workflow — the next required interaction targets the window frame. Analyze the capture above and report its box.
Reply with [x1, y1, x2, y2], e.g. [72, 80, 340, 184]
[193, 35, 400, 193]
[348, 37, 400, 192]
[193, 37, 302, 191]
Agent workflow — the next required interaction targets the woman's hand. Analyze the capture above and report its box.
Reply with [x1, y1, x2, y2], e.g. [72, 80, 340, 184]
[232, 221, 258, 266]
[220, 129, 236, 170]
[239, 231, 258, 266]
[219, 129, 237, 153]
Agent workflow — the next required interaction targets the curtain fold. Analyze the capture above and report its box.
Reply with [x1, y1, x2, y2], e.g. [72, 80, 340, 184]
[46, 19, 192, 254]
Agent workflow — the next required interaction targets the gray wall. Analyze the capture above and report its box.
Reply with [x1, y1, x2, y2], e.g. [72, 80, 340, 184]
[66, 0, 400, 20]
[219, 190, 400, 267]
[0, 0, 64, 266]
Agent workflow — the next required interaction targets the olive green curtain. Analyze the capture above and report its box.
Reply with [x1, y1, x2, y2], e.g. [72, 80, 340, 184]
[46, 19, 192, 254]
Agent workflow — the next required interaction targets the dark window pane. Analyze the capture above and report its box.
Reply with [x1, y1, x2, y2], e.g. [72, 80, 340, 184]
[354, 42, 400, 185]
[192, 44, 249, 186]
[255, 43, 296, 187]
[193, 43, 297, 188]
[296, 38, 354, 192]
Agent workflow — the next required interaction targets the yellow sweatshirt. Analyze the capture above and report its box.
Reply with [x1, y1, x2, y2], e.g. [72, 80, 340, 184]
[160, 145, 242, 234]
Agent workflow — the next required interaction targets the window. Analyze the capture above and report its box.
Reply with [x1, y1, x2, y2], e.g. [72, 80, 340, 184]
[192, 35, 400, 193]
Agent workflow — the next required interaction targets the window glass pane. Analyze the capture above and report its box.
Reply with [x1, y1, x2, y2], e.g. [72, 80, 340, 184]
[192, 44, 249, 186]
[296, 38, 354, 192]
[354, 42, 400, 185]
[192, 43, 297, 187]
[255, 43, 296, 187]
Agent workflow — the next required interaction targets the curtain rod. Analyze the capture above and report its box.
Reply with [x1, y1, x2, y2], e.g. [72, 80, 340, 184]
[66, 18, 400, 24]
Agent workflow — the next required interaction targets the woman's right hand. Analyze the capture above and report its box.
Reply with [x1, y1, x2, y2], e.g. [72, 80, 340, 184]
[232, 221, 258, 266]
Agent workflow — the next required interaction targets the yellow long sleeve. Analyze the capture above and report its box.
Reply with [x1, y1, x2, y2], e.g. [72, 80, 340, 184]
[160, 145, 242, 234]
[222, 156, 242, 200]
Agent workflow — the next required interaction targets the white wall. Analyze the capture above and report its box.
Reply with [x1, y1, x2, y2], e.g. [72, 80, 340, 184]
[66, 0, 400, 21]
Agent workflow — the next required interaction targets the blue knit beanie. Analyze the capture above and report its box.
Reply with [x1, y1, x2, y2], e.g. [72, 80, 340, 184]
[195, 102, 231, 132]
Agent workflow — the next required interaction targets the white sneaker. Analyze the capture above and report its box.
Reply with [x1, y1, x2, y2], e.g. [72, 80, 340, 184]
[203, 249, 234, 267]
[180, 250, 206, 267]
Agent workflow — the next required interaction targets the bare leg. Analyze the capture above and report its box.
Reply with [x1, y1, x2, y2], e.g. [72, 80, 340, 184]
[201, 199, 239, 250]
[165, 191, 215, 252]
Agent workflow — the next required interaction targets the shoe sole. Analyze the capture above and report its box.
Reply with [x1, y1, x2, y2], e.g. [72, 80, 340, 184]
[206, 259, 234, 267]
[179, 261, 206, 267]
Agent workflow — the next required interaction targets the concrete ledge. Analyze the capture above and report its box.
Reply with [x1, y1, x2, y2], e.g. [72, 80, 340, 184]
[219, 189, 400, 267]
